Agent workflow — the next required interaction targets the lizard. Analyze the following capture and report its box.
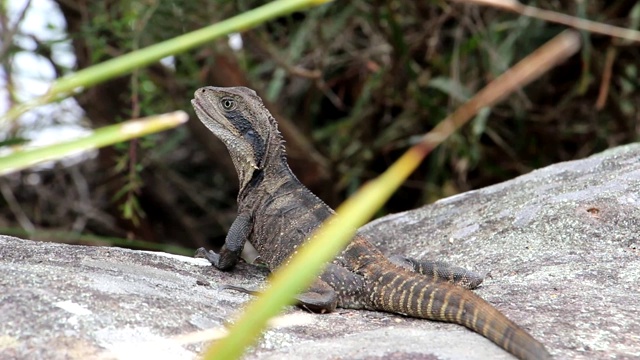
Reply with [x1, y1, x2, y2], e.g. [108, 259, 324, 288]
[191, 86, 551, 360]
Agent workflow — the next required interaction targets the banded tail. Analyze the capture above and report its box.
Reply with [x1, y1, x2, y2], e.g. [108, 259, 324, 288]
[368, 265, 551, 360]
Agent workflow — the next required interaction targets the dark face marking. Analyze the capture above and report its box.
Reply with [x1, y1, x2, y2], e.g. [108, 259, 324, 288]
[226, 109, 266, 167]
[227, 110, 253, 134]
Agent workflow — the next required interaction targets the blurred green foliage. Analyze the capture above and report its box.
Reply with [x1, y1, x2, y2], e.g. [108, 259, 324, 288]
[1, 0, 638, 249]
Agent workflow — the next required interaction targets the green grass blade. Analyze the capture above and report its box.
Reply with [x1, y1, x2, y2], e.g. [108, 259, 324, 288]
[2, 0, 334, 123]
[0, 111, 188, 175]
[203, 30, 581, 360]
[202, 142, 425, 360]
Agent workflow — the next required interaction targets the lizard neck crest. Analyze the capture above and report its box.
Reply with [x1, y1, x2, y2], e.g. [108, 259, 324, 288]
[192, 86, 289, 190]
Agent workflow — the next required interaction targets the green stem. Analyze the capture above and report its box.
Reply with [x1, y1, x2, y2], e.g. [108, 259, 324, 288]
[2, 0, 333, 122]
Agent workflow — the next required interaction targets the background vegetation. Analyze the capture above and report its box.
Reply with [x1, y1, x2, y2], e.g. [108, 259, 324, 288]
[1, 0, 639, 253]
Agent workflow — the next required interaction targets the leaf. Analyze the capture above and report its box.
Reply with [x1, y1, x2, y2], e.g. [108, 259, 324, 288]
[0, 111, 188, 176]
[427, 77, 472, 102]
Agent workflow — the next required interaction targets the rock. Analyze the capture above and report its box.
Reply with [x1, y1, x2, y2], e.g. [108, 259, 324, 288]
[1, 143, 639, 359]
[361, 143, 640, 359]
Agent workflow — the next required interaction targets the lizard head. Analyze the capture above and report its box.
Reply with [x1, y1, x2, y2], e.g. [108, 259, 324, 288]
[192, 86, 280, 187]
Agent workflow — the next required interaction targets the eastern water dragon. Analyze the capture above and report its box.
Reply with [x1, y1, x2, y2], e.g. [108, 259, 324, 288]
[192, 86, 550, 360]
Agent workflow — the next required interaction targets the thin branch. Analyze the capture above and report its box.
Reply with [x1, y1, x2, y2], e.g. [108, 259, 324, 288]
[0, 179, 35, 232]
[0, 0, 32, 59]
[457, 0, 640, 42]
[596, 46, 616, 110]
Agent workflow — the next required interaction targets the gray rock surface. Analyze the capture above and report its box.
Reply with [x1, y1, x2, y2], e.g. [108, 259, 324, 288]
[1, 143, 639, 360]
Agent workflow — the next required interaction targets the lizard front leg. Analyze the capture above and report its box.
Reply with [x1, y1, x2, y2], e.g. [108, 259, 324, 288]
[195, 212, 252, 270]
[389, 255, 486, 289]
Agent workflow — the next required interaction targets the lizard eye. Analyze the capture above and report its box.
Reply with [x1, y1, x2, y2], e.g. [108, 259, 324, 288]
[221, 97, 236, 111]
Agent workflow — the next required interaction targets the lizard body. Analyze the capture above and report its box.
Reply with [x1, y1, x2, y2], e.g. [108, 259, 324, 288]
[192, 86, 550, 360]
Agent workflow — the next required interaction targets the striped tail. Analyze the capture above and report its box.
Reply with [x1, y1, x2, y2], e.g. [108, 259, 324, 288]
[368, 266, 551, 360]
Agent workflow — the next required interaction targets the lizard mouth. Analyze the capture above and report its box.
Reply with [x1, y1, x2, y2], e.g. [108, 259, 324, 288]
[191, 98, 208, 118]
[192, 97, 261, 170]
[192, 98, 225, 127]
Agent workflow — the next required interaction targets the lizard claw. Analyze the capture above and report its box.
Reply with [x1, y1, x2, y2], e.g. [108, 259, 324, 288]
[221, 284, 260, 296]
[194, 247, 208, 258]
[194, 247, 222, 266]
